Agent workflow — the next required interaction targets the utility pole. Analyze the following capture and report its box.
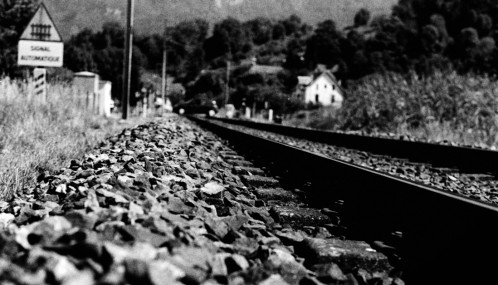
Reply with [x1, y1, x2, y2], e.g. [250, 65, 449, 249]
[122, 0, 134, 119]
[161, 49, 167, 104]
[225, 60, 230, 106]
[224, 45, 233, 107]
[161, 22, 167, 111]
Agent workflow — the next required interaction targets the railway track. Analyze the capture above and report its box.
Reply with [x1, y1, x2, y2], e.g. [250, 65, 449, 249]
[208, 117, 498, 204]
[207, 117, 498, 173]
[190, 115, 498, 285]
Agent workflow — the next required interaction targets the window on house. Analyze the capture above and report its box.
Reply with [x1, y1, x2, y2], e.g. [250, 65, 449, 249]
[333, 84, 336, 90]
[324, 84, 327, 89]
[316, 94, 319, 103]
[331, 96, 335, 103]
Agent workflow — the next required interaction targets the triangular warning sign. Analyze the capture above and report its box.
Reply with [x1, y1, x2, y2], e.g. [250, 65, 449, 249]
[20, 3, 62, 42]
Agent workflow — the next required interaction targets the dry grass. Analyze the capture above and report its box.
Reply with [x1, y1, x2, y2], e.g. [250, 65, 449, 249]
[285, 71, 498, 149]
[0, 77, 151, 200]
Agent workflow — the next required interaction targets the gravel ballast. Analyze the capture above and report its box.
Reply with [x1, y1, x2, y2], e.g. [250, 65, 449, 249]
[0, 115, 403, 285]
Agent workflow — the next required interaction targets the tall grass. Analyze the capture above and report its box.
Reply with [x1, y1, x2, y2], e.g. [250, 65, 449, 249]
[0, 77, 148, 199]
[286, 71, 498, 148]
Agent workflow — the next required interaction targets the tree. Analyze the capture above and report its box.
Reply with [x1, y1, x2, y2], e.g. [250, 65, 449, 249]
[476, 14, 493, 37]
[98, 22, 125, 49]
[421, 25, 441, 54]
[344, 30, 369, 78]
[203, 31, 230, 62]
[186, 71, 224, 101]
[456, 27, 480, 70]
[272, 23, 286, 40]
[136, 34, 163, 72]
[475, 36, 496, 71]
[305, 20, 342, 69]
[354, 8, 371, 27]
[165, 19, 208, 82]
[246, 17, 273, 45]
[460, 27, 480, 52]
[0, 0, 38, 75]
[64, 45, 95, 72]
[208, 18, 250, 60]
[479, 37, 496, 56]
[281, 14, 302, 36]
[392, 0, 416, 27]
[283, 38, 306, 72]
[367, 15, 418, 73]
[430, 14, 450, 51]
[0, 0, 38, 34]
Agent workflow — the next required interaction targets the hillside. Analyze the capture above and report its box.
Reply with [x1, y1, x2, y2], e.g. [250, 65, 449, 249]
[44, 0, 397, 40]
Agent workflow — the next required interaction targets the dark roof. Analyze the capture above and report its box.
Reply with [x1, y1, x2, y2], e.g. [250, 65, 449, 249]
[297, 76, 313, 86]
[321, 70, 338, 83]
[310, 70, 346, 94]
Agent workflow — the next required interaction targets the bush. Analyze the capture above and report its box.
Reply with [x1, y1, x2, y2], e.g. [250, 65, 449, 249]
[340, 71, 498, 133]
[0, 77, 149, 199]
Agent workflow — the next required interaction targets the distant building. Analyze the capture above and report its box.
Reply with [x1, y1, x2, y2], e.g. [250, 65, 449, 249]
[73, 71, 99, 95]
[248, 64, 284, 75]
[73, 71, 113, 116]
[296, 68, 345, 108]
[98, 80, 113, 116]
[244, 57, 284, 75]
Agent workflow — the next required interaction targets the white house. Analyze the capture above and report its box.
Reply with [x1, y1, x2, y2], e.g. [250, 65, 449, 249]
[297, 70, 344, 108]
[74, 71, 113, 116]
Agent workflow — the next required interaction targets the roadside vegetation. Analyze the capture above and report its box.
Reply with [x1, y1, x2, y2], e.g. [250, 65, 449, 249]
[0, 77, 150, 199]
[4, 0, 498, 113]
[285, 71, 498, 148]
[2, 0, 498, 176]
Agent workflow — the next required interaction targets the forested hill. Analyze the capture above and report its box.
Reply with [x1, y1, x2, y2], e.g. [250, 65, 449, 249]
[44, 0, 396, 39]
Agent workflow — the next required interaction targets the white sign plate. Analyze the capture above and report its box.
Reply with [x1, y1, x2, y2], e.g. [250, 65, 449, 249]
[18, 40, 63, 67]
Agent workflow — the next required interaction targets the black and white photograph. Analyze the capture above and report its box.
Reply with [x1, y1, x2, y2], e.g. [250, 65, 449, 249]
[1, 1, 498, 284]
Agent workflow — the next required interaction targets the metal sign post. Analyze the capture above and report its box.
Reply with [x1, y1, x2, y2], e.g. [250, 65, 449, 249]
[17, 2, 63, 104]
[17, 3, 63, 68]
[33, 68, 47, 103]
[161, 48, 167, 113]
[161, 21, 168, 115]
[225, 60, 230, 106]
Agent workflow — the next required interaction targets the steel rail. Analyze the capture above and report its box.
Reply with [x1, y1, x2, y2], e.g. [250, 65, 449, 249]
[209, 117, 498, 175]
[190, 115, 498, 285]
